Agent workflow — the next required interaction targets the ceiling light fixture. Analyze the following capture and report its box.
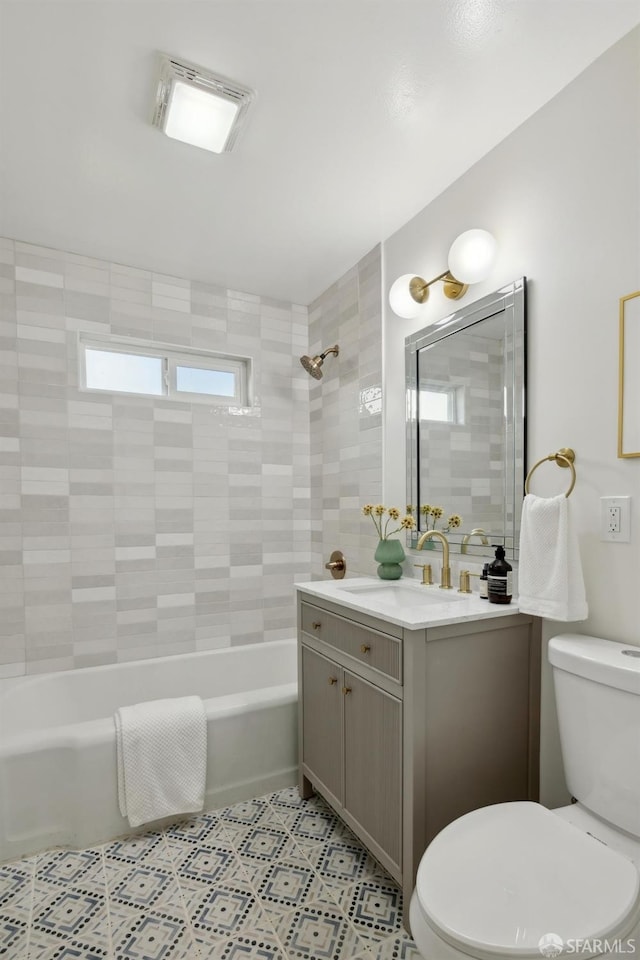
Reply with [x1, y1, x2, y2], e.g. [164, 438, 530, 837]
[389, 229, 498, 319]
[152, 54, 254, 154]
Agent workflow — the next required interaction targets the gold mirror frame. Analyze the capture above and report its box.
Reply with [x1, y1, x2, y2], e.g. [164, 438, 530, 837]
[618, 290, 640, 458]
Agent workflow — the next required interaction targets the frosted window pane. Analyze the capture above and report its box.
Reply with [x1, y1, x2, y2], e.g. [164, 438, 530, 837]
[85, 349, 163, 395]
[176, 366, 236, 397]
[420, 390, 450, 422]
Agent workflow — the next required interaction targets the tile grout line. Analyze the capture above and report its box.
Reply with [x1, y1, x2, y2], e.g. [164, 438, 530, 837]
[99, 846, 116, 960]
[159, 827, 205, 958]
[24, 856, 36, 960]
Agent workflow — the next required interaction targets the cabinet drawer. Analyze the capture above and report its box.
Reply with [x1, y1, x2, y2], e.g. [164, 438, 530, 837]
[301, 602, 402, 682]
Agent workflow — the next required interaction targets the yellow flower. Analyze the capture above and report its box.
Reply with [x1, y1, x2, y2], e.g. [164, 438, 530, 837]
[420, 504, 431, 515]
[447, 514, 462, 529]
[406, 504, 414, 515]
[362, 502, 413, 540]
[430, 506, 444, 519]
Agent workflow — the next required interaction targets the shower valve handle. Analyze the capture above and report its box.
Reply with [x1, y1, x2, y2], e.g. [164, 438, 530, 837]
[324, 550, 346, 580]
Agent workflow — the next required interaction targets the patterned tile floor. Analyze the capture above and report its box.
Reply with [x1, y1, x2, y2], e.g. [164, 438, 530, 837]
[0, 788, 421, 960]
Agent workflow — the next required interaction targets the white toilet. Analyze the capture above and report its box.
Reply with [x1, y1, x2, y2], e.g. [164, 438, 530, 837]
[410, 633, 640, 960]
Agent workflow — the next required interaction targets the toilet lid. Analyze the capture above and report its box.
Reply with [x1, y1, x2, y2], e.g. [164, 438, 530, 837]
[416, 802, 640, 960]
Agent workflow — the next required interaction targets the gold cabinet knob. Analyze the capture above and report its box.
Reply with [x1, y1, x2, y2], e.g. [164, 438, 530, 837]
[328, 676, 338, 685]
[312, 621, 322, 630]
[360, 644, 371, 654]
[342, 686, 352, 695]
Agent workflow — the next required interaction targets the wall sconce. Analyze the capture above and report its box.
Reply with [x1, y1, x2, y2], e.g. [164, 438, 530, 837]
[389, 229, 497, 319]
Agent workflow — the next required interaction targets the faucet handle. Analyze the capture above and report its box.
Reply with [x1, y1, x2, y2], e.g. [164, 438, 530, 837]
[414, 563, 433, 585]
[458, 569, 480, 593]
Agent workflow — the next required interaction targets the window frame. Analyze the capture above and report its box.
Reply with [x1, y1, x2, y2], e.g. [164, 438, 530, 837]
[78, 334, 253, 408]
[417, 381, 465, 425]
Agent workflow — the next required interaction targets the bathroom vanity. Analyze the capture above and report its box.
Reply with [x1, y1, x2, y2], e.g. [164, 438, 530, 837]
[296, 578, 541, 906]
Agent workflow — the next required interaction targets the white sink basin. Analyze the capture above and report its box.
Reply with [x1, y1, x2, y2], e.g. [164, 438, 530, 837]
[338, 581, 466, 606]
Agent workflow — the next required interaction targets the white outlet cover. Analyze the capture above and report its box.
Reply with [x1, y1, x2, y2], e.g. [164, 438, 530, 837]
[600, 496, 631, 542]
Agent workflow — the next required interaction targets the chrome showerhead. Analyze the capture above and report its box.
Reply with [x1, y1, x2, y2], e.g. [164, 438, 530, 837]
[299, 345, 339, 380]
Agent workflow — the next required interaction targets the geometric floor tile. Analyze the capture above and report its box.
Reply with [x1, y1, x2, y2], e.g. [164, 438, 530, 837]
[174, 843, 243, 887]
[303, 839, 387, 891]
[235, 827, 301, 866]
[251, 858, 330, 915]
[112, 911, 188, 959]
[109, 864, 174, 910]
[32, 888, 105, 940]
[36, 849, 103, 888]
[275, 903, 371, 960]
[0, 787, 420, 960]
[195, 932, 288, 960]
[335, 879, 404, 942]
[365, 931, 424, 960]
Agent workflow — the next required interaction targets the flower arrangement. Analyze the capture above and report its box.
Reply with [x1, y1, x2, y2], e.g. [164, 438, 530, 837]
[362, 504, 416, 540]
[406, 504, 463, 532]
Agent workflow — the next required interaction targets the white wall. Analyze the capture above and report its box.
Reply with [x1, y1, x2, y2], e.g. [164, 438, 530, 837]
[382, 28, 640, 805]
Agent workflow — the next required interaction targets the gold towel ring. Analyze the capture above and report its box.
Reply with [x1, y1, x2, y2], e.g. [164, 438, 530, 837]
[525, 447, 576, 498]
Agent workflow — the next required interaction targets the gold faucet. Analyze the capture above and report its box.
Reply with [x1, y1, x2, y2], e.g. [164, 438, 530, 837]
[461, 527, 490, 554]
[416, 530, 452, 589]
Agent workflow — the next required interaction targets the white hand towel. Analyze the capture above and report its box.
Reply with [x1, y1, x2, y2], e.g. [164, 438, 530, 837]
[517, 493, 588, 621]
[115, 696, 207, 828]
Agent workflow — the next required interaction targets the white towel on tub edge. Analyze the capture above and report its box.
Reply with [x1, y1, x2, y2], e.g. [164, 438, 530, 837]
[115, 696, 207, 828]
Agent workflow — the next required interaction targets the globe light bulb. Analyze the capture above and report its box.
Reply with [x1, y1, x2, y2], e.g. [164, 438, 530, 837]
[447, 229, 497, 285]
[389, 274, 423, 319]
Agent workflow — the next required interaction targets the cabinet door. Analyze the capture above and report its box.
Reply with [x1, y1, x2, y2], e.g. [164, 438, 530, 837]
[343, 671, 402, 869]
[301, 646, 343, 804]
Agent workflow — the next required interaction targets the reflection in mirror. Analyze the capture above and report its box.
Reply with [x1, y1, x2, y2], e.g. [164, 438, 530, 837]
[405, 278, 526, 560]
[618, 291, 640, 458]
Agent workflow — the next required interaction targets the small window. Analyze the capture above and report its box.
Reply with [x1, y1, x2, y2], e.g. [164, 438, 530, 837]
[79, 335, 251, 406]
[418, 382, 465, 425]
[84, 348, 164, 396]
[420, 388, 451, 422]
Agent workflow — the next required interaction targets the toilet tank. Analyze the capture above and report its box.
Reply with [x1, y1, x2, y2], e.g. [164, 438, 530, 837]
[549, 633, 640, 838]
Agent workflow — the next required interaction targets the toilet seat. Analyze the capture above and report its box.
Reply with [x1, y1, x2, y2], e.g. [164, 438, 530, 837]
[415, 802, 640, 960]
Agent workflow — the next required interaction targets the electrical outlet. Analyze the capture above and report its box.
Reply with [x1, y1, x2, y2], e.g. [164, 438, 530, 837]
[600, 496, 631, 542]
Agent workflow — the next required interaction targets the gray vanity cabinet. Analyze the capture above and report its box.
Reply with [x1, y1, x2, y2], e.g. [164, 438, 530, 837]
[298, 600, 403, 877]
[342, 670, 402, 868]
[297, 589, 541, 907]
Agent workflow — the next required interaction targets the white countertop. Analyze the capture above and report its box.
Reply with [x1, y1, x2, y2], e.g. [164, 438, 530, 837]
[295, 577, 520, 630]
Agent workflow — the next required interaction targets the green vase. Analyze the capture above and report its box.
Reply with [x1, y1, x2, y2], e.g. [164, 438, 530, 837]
[374, 538, 405, 580]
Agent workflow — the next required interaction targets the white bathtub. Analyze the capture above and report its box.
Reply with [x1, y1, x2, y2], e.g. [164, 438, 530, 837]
[0, 639, 298, 862]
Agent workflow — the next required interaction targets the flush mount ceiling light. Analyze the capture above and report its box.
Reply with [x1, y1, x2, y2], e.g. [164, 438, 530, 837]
[152, 54, 254, 154]
[389, 229, 498, 319]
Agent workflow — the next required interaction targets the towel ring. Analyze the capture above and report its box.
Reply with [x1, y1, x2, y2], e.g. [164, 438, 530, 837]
[525, 447, 576, 498]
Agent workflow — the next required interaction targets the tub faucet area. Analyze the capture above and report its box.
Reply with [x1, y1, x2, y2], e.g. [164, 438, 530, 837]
[416, 530, 452, 589]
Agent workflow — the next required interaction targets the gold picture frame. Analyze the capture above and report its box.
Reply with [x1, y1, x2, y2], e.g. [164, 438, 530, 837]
[618, 290, 640, 458]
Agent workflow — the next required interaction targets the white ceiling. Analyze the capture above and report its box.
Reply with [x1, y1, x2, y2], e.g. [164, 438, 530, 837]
[1, 1, 639, 304]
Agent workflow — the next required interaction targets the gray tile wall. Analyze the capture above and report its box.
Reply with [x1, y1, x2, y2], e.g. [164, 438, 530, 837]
[0, 238, 312, 676]
[307, 245, 383, 579]
[417, 329, 505, 534]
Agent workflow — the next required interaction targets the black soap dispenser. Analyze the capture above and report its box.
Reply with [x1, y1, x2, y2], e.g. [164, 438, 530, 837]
[487, 545, 512, 605]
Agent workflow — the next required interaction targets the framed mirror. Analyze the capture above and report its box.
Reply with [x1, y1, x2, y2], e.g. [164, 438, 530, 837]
[405, 278, 526, 560]
[618, 290, 640, 458]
